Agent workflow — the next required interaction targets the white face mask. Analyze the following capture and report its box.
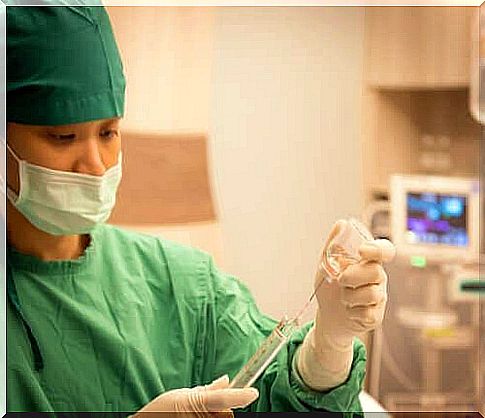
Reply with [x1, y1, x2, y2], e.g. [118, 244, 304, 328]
[6, 143, 122, 236]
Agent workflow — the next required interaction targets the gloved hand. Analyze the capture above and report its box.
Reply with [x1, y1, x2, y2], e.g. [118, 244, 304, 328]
[297, 219, 395, 391]
[133, 375, 259, 417]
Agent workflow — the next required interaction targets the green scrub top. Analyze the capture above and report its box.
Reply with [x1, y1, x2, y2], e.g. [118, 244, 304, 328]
[7, 224, 366, 414]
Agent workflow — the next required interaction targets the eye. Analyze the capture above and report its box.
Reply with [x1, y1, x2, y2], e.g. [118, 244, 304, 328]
[48, 133, 76, 142]
[100, 129, 119, 140]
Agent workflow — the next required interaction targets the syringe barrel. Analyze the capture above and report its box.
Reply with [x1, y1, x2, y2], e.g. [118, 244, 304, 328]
[229, 318, 299, 389]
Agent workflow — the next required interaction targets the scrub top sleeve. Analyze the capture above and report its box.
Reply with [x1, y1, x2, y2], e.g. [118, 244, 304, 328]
[204, 257, 367, 414]
[289, 335, 367, 415]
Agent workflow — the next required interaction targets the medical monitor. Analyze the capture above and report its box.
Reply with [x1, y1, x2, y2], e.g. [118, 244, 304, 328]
[390, 175, 479, 264]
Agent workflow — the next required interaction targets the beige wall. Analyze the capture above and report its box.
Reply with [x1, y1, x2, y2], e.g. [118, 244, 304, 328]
[108, 7, 215, 133]
[108, 7, 365, 320]
[210, 7, 365, 319]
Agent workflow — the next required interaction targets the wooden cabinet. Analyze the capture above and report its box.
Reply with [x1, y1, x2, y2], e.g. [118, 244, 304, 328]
[364, 7, 474, 89]
[360, 6, 480, 206]
[361, 89, 480, 202]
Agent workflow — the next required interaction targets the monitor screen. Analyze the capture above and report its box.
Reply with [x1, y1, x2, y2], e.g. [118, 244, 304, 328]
[406, 192, 468, 247]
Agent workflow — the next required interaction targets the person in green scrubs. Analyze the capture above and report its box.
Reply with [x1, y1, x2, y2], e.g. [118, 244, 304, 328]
[6, 4, 393, 415]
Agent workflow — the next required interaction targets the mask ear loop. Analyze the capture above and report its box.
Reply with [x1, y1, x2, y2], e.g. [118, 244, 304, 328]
[6, 142, 22, 164]
[5, 142, 24, 203]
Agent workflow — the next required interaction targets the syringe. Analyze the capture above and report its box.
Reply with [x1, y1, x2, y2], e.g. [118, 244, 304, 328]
[228, 316, 300, 389]
[228, 262, 333, 389]
[228, 218, 374, 389]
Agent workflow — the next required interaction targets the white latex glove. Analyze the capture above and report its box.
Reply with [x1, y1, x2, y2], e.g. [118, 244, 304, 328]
[297, 220, 395, 391]
[133, 375, 259, 417]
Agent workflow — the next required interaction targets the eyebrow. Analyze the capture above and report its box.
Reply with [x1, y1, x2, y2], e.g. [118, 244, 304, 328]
[99, 118, 121, 129]
[103, 117, 121, 123]
[45, 118, 121, 132]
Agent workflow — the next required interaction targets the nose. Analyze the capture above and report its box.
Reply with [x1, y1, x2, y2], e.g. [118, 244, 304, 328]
[73, 139, 106, 176]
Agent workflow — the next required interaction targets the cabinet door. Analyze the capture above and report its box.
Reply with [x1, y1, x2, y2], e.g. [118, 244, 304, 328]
[365, 7, 473, 89]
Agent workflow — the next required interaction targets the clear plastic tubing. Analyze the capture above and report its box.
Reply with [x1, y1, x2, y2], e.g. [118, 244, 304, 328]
[228, 316, 300, 388]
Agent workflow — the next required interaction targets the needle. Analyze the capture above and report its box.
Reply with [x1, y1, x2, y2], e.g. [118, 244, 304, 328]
[292, 262, 332, 323]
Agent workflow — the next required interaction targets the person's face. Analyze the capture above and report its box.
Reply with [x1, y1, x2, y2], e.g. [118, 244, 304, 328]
[6, 118, 121, 194]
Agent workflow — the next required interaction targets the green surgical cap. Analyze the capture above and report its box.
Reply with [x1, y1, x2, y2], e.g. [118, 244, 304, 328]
[7, 5, 126, 125]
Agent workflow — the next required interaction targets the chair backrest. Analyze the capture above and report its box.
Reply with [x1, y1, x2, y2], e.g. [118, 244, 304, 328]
[109, 132, 225, 266]
[110, 131, 216, 224]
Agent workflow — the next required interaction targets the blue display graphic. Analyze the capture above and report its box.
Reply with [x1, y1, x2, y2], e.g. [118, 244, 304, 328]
[406, 192, 468, 247]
